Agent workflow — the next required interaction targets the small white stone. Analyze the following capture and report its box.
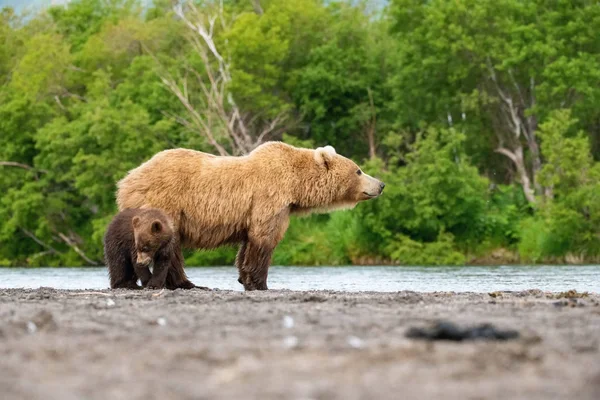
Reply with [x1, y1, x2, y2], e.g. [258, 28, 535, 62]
[26, 321, 37, 334]
[283, 336, 298, 349]
[106, 299, 115, 307]
[347, 335, 364, 349]
[283, 315, 294, 329]
[156, 317, 167, 326]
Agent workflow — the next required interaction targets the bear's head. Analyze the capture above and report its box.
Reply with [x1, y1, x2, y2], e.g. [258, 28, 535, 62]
[131, 209, 174, 266]
[292, 145, 385, 214]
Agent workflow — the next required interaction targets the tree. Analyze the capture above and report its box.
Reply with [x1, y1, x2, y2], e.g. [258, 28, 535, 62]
[534, 110, 600, 260]
[155, 0, 292, 156]
[292, 2, 395, 159]
[389, 0, 600, 204]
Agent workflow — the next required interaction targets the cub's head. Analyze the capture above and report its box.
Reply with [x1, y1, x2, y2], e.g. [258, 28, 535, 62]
[131, 209, 174, 265]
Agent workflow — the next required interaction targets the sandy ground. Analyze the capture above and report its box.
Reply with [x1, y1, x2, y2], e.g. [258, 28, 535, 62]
[0, 288, 599, 400]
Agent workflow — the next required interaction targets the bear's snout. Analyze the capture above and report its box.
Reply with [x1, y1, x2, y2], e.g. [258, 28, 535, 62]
[136, 252, 152, 266]
[360, 174, 385, 199]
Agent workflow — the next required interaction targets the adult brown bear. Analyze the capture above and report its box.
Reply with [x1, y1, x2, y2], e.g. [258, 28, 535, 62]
[116, 142, 384, 290]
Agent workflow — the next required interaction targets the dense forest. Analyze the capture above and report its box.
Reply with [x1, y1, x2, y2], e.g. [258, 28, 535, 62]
[0, 0, 599, 267]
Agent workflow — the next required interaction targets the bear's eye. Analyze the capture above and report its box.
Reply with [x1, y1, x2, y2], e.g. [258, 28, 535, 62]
[356, 169, 362, 176]
[142, 246, 150, 253]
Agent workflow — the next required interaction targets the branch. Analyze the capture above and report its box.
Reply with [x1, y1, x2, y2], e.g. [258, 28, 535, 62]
[494, 147, 518, 164]
[165, 1, 291, 155]
[251, 0, 264, 15]
[495, 147, 536, 204]
[508, 69, 526, 109]
[158, 72, 229, 156]
[255, 113, 285, 145]
[26, 250, 55, 263]
[20, 228, 60, 254]
[530, 76, 536, 108]
[54, 95, 67, 112]
[486, 58, 521, 139]
[0, 161, 35, 170]
[486, 57, 510, 104]
[366, 87, 377, 159]
[0, 161, 48, 174]
[57, 232, 99, 265]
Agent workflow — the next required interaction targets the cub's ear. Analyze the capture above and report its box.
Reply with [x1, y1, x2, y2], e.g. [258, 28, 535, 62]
[151, 220, 162, 234]
[132, 216, 141, 229]
[314, 145, 336, 170]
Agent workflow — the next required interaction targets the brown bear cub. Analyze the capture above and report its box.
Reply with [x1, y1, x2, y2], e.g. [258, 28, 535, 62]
[104, 208, 180, 290]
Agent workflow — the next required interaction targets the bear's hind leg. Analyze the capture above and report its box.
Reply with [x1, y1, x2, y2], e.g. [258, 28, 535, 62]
[236, 241, 248, 287]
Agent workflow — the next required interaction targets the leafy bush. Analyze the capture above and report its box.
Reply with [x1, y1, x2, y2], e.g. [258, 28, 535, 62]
[358, 127, 490, 262]
[386, 232, 465, 265]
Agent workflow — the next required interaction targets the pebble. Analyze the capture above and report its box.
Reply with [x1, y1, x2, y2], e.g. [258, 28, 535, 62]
[283, 315, 294, 329]
[283, 336, 299, 349]
[26, 321, 37, 334]
[347, 335, 364, 349]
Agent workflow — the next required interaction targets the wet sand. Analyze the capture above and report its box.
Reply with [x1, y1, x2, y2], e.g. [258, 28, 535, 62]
[0, 288, 599, 400]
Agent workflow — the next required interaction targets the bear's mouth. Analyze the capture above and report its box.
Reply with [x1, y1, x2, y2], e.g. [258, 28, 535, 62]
[362, 191, 378, 198]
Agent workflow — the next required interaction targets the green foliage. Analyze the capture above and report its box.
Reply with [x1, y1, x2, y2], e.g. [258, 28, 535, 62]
[358, 128, 490, 263]
[292, 2, 395, 158]
[184, 247, 237, 266]
[517, 218, 548, 263]
[525, 110, 600, 261]
[49, 0, 139, 51]
[274, 212, 362, 266]
[386, 232, 465, 266]
[0, 0, 599, 266]
[388, 0, 600, 189]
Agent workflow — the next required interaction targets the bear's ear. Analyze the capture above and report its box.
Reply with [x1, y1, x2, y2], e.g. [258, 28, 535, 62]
[132, 216, 141, 230]
[314, 145, 336, 170]
[151, 220, 162, 234]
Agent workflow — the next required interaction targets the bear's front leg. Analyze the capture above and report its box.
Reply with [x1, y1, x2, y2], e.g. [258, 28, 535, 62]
[133, 263, 152, 287]
[241, 241, 273, 291]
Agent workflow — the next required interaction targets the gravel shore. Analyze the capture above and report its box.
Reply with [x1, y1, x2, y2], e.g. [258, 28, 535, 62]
[0, 288, 599, 400]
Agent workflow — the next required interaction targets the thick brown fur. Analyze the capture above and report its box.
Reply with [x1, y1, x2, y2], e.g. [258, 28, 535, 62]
[116, 142, 384, 290]
[104, 208, 193, 290]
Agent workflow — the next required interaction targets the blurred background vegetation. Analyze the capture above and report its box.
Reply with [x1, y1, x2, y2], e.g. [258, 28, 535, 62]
[0, 0, 599, 267]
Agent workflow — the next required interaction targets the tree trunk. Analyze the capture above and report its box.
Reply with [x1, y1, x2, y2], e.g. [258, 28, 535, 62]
[496, 145, 536, 204]
[366, 87, 377, 160]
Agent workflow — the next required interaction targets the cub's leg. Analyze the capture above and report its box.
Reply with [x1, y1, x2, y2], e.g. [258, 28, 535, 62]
[108, 250, 140, 289]
[133, 263, 152, 287]
[146, 256, 169, 289]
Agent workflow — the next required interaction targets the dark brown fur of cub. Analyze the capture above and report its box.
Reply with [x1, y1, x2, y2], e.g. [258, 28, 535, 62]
[104, 208, 193, 290]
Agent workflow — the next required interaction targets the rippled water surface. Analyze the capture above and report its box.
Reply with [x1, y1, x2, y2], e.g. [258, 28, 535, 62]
[1, 265, 599, 293]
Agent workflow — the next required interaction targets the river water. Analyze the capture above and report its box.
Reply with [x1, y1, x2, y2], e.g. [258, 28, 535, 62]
[0, 265, 599, 293]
